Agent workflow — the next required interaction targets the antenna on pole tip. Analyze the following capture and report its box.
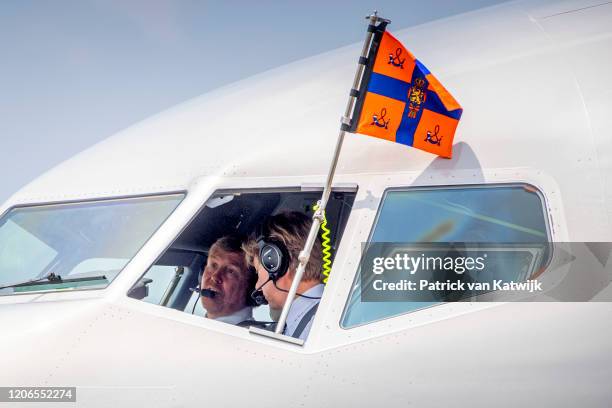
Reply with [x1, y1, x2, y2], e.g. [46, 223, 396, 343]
[366, 10, 377, 19]
[366, 10, 390, 24]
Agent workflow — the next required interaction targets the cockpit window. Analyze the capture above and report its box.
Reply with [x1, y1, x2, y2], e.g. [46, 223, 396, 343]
[131, 188, 356, 343]
[341, 184, 550, 328]
[0, 194, 183, 295]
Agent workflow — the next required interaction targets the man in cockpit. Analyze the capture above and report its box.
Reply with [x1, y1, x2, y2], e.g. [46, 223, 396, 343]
[200, 235, 257, 325]
[243, 211, 324, 341]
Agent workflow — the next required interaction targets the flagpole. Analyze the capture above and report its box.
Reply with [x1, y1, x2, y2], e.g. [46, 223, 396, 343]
[274, 11, 388, 335]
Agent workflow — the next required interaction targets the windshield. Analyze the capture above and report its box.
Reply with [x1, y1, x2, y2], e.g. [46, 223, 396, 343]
[0, 194, 183, 295]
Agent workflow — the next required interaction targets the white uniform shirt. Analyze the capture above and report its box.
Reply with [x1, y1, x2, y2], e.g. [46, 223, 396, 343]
[208, 306, 253, 325]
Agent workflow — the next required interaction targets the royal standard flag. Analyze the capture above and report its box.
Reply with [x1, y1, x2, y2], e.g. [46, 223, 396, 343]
[350, 24, 462, 158]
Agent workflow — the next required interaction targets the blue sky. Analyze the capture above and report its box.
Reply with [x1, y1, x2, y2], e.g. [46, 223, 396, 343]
[0, 0, 510, 203]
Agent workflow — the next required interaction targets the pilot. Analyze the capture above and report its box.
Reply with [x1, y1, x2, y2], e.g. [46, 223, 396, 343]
[200, 235, 257, 325]
[244, 211, 324, 340]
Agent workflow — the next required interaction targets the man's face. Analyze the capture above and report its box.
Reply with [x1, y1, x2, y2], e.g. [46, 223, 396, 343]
[201, 245, 249, 318]
[253, 257, 287, 310]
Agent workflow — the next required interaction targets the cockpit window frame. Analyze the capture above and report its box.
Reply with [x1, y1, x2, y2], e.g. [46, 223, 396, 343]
[339, 182, 552, 329]
[0, 191, 186, 297]
[125, 185, 359, 346]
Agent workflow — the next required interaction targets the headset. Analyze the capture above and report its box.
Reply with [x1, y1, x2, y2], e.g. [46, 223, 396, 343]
[250, 221, 321, 306]
[249, 235, 286, 306]
[256, 236, 291, 281]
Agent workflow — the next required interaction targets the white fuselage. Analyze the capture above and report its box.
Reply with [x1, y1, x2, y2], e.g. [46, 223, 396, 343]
[1, 0, 612, 406]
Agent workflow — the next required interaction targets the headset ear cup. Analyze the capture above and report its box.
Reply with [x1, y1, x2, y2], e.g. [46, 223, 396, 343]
[274, 241, 290, 280]
[257, 238, 290, 281]
[250, 289, 268, 306]
[246, 266, 259, 306]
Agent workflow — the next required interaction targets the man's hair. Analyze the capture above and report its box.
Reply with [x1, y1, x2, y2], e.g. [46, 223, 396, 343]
[212, 234, 246, 255]
[244, 211, 323, 282]
[210, 234, 258, 307]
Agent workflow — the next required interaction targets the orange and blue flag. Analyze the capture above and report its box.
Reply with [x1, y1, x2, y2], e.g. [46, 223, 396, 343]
[349, 24, 462, 158]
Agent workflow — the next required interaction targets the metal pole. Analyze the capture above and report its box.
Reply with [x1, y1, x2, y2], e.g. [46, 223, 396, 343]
[275, 12, 384, 335]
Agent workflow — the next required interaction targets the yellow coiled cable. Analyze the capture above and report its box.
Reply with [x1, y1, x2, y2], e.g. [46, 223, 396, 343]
[313, 203, 332, 283]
